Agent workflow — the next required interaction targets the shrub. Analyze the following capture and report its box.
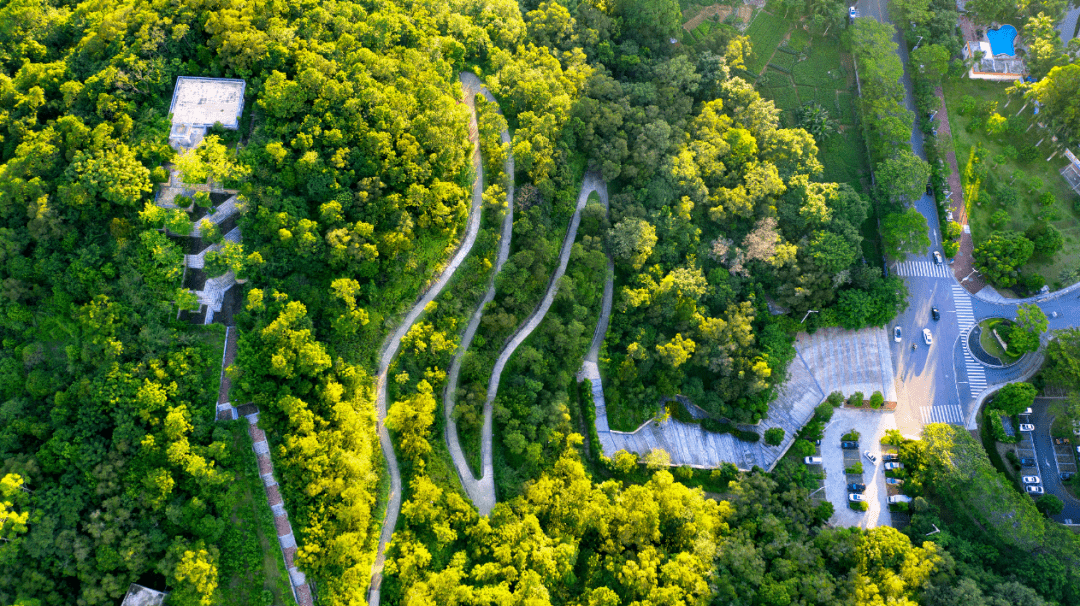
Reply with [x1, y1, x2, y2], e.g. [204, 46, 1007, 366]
[845, 461, 864, 474]
[193, 191, 213, 208]
[199, 219, 223, 244]
[890, 502, 910, 512]
[1005, 450, 1021, 470]
[1039, 192, 1055, 208]
[165, 209, 194, 235]
[827, 391, 845, 407]
[987, 408, 1020, 444]
[675, 465, 694, 481]
[847, 391, 864, 407]
[814, 401, 834, 422]
[989, 209, 1010, 229]
[842, 429, 861, 442]
[850, 500, 869, 511]
[943, 240, 959, 257]
[793, 439, 816, 458]
[764, 427, 785, 446]
[869, 391, 885, 408]
[151, 166, 170, 184]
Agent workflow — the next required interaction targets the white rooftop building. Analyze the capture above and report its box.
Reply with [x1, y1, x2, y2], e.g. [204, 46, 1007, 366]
[168, 76, 246, 149]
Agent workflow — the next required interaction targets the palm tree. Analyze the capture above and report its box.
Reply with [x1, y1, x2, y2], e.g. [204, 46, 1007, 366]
[795, 101, 838, 142]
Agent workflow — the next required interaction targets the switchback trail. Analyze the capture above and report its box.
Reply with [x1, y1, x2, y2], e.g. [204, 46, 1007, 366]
[579, 182, 612, 431]
[443, 73, 515, 515]
[453, 171, 608, 515]
[367, 72, 488, 606]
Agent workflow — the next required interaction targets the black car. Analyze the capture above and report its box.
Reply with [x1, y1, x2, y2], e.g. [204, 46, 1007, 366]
[1062, 473, 1074, 481]
[841, 441, 859, 449]
[931, 307, 940, 321]
[882, 453, 900, 462]
[1020, 457, 1037, 467]
[848, 483, 866, 493]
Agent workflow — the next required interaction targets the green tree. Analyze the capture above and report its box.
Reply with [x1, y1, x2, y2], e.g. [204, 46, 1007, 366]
[892, 0, 932, 24]
[1025, 222, 1064, 257]
[1036, 494, 1065, 516]
[994, 382, 1038, 415]
[882, 208, 932, 256]
[1005, 304, 1048, 355]
[870, 391, 885, 408]
[1043, 328, 1080, 390]
[764, 427, 785, 446]
[174, 135, 251, 186]
[974, 231, 1035, 288]
[877, 149, 932, 210]
[911, 44, 951, 83]
[171, 547, 219, 606]
[612, 0, 682, 46]
[608, 218, 658, 270]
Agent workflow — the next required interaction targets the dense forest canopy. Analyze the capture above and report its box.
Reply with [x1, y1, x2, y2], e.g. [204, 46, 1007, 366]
[1, 0, 1079, 604]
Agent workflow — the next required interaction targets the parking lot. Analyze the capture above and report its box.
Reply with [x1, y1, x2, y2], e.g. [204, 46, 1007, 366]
[819, 407, 900, 528]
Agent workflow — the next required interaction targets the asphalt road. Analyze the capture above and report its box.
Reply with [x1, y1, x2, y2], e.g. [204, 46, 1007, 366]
[1028, 399, 1080, 522]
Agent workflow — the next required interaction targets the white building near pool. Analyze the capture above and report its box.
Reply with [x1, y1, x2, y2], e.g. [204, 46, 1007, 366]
[963, 40, 1025, 81]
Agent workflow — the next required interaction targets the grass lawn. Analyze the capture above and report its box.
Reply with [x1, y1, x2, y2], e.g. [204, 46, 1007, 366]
[978, 318, 1020, 364]
[942, 78, 1080, 288]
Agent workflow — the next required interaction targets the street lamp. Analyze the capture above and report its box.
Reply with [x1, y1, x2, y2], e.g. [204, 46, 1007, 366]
[801, 309, 820, 324]
[913, 35, 924, 52]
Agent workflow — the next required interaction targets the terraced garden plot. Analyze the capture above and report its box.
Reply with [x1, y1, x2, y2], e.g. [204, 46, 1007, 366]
[745, 11, 790, 74]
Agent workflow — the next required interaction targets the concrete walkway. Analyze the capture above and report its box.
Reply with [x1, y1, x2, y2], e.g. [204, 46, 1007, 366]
[443, 74, 515, 516]
[592, 326, 896, 471]
[367, 72, 487, 605]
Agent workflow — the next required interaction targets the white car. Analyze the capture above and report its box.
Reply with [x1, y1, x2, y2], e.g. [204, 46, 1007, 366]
[849, 493, 865, 502]
[1022, 476, 1041, 484]
[1019, 424, 1035, 432]
[805, 456, 822, 465]
[1026, 485, 1044, 494]
[883, 462, 904, 470]
[923, 328, 933, 345]
[894, 326, 902, 342]
[888, 495, 912, 504]
[864, 451, 877, 463]
[1022, 407, 1032, 415]
[849, 6, 856, 19]
[933, 251, 943, 264]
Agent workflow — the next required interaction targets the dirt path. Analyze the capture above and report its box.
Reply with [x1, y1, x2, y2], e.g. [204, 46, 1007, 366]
[367, 72, 488, 606]
[935, 85, 987, 293]
[443, 73, 515, 516]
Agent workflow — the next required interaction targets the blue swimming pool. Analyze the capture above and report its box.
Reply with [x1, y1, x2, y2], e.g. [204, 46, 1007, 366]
[987, 24, 1017, 57]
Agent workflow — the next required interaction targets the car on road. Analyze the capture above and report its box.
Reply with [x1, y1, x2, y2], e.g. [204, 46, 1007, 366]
[849, 5, 856, 19]
[933, 251, 943, 264]
[1019, 424, 1034, 432]
[923, 328, 933, 345]
[864, 451, 877, 463]
[1022, 476, 1041, 484]
[848, 493, 865, 502]
[931, 307, 940, 321]
[886, 477, 904, 485]
[884, 462, 904, 470]
[888, 495, 913, 504]
[894, 326, 902, 342]
[882, 454, 899, 462]
[1025, 485, 1044, 494]
[848, 483, 866, 493]
[805, 456, 822, 464]
[1020, 457, 1036, 466]
[841, 441, 859, 449]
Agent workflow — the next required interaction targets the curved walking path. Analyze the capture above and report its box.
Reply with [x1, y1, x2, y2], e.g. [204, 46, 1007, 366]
[443, 73, 515, 516]
[367, 72, 488, 606]
[449, 172, 608, 515]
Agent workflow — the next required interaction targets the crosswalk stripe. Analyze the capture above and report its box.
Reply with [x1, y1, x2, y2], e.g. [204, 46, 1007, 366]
[895, 260, 951, 278]
[920, 405, 965, 425]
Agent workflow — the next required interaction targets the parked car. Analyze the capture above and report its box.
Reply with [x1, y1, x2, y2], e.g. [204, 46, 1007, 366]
[805, 456, 822, 464]
[849, 5, 856, 19]
[1019, 424, 1035, 432]
[886, 477, 904, 485]
[894, 326, 902, 342]
[864, 451, 877, 463]
[1021, 407, 1032, 415]
[888, 495, 913, 504]
[933, 251, 943, 264]
[1025, 485, 1044, 495]
[848, 493, 865, 502]
[1022, 476, 1041, 484]
[923, 328, 933, 345]
[1062, 472, 1073, 481]
[1076, 445, 1080, 455]
[931, 307, 940, 321]
[848, 483, 866, 493]
[884, 462, 904, 470]
[882, 454, 899, 462]
[841, 441, 859, 449]
[1020, 457, 1036, 466]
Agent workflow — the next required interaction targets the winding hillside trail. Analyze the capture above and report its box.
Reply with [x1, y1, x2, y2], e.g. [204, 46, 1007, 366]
[367, 72, 488, 606]
[443, 74, 515, 514]
[579, 182, 612, 423]
[451, 171, 608, 515]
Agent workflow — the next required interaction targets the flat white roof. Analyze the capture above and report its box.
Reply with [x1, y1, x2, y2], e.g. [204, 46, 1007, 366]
[168, 77, 246, 129]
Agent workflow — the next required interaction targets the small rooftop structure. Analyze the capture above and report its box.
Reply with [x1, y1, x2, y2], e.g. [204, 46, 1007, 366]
[168, 76, 246, 150]
[1062, 149, 1080, 197]
[963, 41, 1025, 81]
[120, 584, 167, 606]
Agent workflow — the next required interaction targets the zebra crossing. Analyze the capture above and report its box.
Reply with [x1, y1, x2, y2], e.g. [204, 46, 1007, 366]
[952, 284, 987, 397]
[893, 260, 952, 278]
[920, 404, 965, 425]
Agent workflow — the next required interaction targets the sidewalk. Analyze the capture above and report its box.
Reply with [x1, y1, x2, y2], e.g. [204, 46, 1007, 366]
[934, 85, 988, 295]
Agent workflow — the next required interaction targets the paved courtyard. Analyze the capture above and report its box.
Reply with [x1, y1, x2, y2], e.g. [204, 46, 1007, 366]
[821, 408, 897, 529]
